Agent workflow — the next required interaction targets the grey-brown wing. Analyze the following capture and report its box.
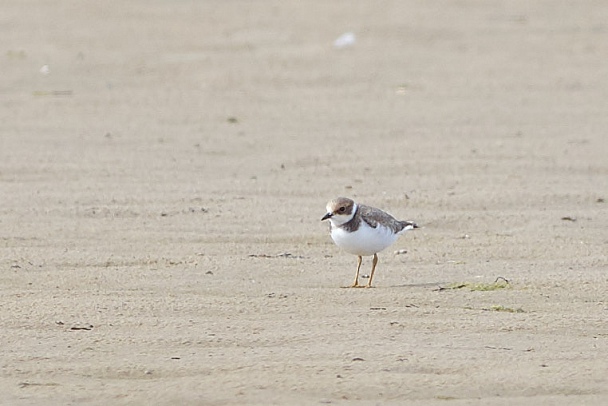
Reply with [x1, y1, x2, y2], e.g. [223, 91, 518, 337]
[359, 204, 409, 233]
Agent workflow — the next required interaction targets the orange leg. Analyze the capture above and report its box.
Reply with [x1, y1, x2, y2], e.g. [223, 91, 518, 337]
[366, 254, 378, 288]
[350, 255, 363, 288]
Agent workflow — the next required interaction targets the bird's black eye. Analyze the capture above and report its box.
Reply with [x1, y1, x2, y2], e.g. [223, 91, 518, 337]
[339, 206, 345, 212]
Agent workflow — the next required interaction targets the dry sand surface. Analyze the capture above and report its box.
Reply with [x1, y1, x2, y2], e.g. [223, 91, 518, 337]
[1, 1, 607, 405]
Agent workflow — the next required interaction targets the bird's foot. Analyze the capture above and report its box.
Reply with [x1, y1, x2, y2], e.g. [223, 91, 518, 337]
[342, 283, 365, 288]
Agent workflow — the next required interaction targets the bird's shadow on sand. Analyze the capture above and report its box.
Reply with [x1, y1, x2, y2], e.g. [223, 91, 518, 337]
[388, 282, 449, 289]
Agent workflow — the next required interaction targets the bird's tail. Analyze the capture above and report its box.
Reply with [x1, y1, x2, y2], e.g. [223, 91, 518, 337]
[400, 221, 419, 232]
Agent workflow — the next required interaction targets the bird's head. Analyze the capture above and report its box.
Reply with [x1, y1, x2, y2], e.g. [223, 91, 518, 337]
[321, 197, 356, 225]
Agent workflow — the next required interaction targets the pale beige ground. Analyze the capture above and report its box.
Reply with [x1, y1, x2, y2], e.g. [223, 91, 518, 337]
[1, 1, 607, 405]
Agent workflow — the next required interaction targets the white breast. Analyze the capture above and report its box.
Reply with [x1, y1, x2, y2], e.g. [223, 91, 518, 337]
[330, 221, 400, 256]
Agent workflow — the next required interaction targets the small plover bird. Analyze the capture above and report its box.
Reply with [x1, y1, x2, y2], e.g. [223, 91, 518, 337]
[321, 197, 418, 288]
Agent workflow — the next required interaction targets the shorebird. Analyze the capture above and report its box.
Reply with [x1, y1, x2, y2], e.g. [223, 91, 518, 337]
[322, 197, 418, 287]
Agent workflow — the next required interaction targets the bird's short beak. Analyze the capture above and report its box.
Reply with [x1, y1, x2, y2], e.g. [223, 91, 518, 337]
[321, 212, 333, 221]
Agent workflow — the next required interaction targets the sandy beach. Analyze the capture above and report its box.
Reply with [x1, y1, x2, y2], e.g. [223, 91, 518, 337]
[1, 1, 607, 404]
